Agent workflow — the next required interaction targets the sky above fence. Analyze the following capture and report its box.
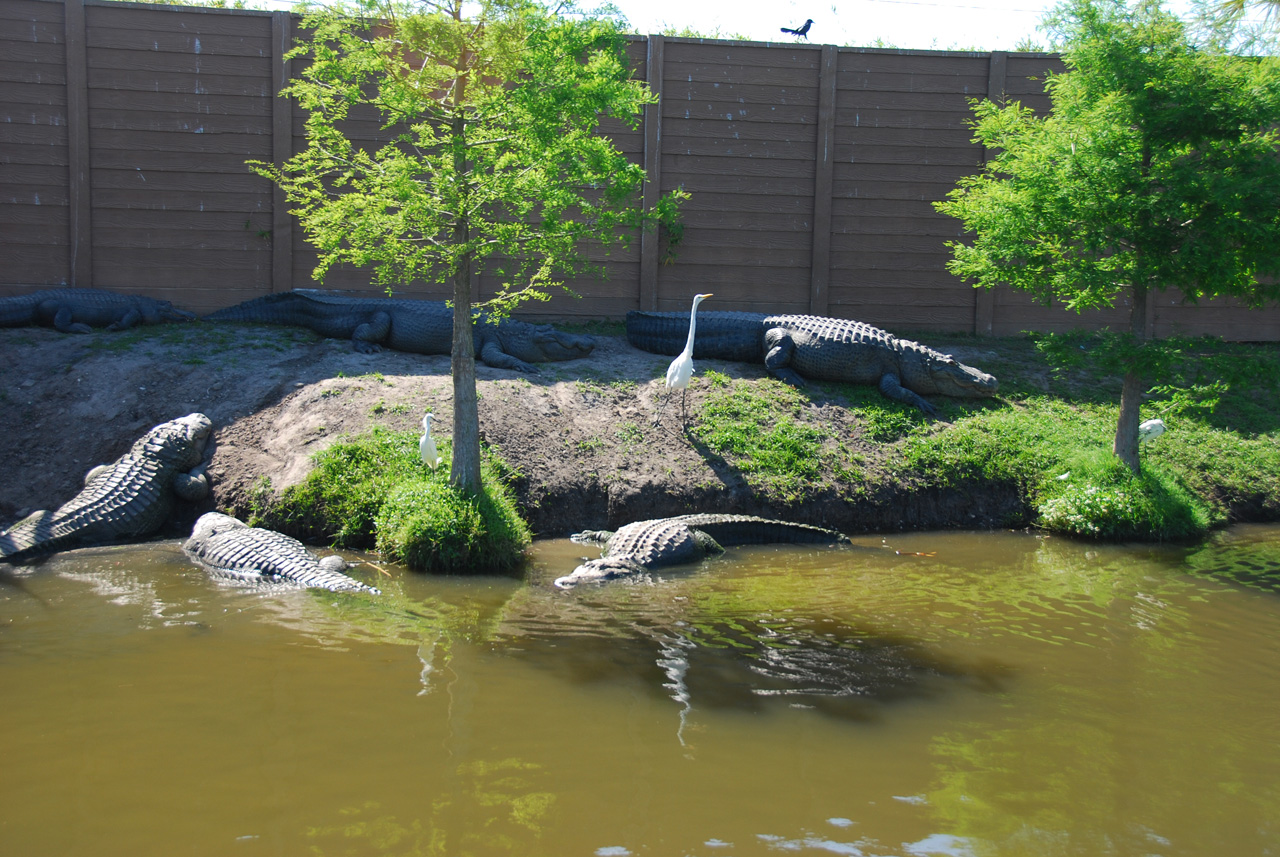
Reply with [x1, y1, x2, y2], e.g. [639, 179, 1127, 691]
[607, 0, 1210, 51]
[242, 0, 1214, 52]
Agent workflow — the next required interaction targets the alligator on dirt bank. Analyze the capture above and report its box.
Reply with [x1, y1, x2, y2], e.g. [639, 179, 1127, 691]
[627, 311, 997, 416]
[206, 290, 594, 372]
[0, 288, 195, 332]
[555, 513, 850, 588]
[184, 513, 380, 594]
[0, 414, 212, 564]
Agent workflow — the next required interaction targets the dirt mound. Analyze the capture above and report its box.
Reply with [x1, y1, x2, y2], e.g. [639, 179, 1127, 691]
[0, 322, 1021, 543]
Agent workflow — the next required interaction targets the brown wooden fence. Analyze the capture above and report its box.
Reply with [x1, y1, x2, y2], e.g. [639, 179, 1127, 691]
[3, 0, 1278, 339]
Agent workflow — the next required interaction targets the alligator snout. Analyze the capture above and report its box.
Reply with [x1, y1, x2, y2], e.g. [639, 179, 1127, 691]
[960, 368, 998, 394]
[533, 327, 596, 361]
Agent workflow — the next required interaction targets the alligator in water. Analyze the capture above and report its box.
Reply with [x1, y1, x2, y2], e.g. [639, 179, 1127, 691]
[184, 513, 381, 594]
[555, 513, 850, 588]
[206, 290, 594, 372]
[0, 414, 212, 564]
[0, 288, 195, 332]
[626, 311, 997, 416]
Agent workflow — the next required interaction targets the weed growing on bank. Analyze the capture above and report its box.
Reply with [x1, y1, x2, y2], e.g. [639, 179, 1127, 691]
[271, 426, 530, 573]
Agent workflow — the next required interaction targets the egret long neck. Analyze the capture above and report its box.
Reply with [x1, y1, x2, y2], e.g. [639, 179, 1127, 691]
[683, 301, 702, 353]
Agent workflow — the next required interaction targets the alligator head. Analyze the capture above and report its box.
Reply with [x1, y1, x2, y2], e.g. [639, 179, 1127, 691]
[133, 413, 214, 469]
[554, 555, 645, 588]
[902, 345, 998, 399]
[145, 299, 197, 325]
[504, 321, 596, 363]
[189, 511, 246, 543]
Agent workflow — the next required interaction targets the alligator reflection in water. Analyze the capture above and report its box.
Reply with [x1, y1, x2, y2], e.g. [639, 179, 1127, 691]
[492, 590, 1007, 725]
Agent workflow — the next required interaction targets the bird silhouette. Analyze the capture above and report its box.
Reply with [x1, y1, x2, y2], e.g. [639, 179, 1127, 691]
[656, 293, 713, 427]
[781, 18, 813, 38]
[419, 412, 441, 469]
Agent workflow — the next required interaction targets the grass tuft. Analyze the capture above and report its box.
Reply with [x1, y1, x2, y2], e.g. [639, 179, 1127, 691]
[691, 372, 835, 502]
[272, 426, 530, 573]
[1036, 451, 1212, 541]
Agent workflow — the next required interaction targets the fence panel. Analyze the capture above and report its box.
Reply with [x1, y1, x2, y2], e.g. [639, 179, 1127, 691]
[81, 2, 274, 313]
[0, 0, 1276, 340]
[0, 0, 70, 287]
[829, 49, 991, 331]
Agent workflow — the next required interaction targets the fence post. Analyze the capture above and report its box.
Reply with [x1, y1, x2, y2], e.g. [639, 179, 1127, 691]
[64, 0, 92, 286]
[973, 51, 1007, 335]
[271, 11, 294, 294]
[639, 34, 664, 312]
[809, 43, 837, 316]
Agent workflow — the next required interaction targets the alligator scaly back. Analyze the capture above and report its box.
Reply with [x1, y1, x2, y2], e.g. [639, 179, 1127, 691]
[184, 513, 380, 594]
[0, 414, 212, 563]
[556, 513, 848, 588]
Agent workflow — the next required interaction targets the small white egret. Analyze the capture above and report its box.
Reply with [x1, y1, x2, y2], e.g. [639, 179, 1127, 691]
[419, 412, 441, 469]
[1138, 418, 1166, 444]
[657, 293, 713, 426]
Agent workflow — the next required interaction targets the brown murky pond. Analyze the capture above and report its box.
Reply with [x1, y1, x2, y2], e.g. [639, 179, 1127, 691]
[3, 525, 1280, 856]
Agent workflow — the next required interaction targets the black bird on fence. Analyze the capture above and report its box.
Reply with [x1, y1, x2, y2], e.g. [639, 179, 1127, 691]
[781, 18, 814, 38]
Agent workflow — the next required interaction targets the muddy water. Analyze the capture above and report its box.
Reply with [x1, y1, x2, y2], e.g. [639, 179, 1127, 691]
[3, 526, 1280, 856]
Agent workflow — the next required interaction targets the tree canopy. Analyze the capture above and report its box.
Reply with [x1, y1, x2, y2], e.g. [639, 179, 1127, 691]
[935, 0, 1280, 472]
[255, 0, 683, 492]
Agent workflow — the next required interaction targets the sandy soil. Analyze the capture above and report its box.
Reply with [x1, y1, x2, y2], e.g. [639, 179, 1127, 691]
[0, 320, 1024, 543]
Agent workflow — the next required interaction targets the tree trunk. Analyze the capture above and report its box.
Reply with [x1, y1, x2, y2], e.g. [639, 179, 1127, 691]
[1113, 368, 1144, 474]
[1112, 282, 1149, 475]
[448, 108, 482, 495]
[449, 256, 482, 494]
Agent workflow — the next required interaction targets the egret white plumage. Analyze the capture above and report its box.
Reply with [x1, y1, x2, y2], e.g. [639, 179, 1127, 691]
[656, 293, 713, 426]
[419, 412, 441, 469]
[1138, 418, 1165, 443]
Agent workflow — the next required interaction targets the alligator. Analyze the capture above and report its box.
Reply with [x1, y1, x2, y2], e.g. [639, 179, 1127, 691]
[0, 414, 212, 564]
[206, 290, 595, 372]
[626, 311, 998, 416]
[555, 513, 850, 588]
[0, 288, 195, 332]
[184, 513, 381, 594]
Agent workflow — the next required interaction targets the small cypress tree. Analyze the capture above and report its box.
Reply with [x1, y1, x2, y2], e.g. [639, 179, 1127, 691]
[936, 0, 1280, 473]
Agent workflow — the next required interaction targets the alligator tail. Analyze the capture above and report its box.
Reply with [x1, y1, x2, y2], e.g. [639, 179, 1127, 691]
[0, 511, 62, 563]
[204, 292, 298, 324]
[626, 311, 767, 362]
[673, 514, 849, 547]
[0, 295, 38, 328]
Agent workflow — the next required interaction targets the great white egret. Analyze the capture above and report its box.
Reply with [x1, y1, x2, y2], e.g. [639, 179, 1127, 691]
[1138, 418, 1166, 443]
[657, 292, 713, 426]
[420, 412, 441, 469]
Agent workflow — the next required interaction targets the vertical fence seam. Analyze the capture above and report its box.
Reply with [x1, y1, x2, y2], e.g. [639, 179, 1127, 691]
[809, 44, 837, 316]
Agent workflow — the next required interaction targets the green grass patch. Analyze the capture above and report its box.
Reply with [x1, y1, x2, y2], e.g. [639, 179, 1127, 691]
[691, 372, 836, 502]
[900, 397, 1109, 492]
[896, 393, 1271, 540]
[271, 426, 530, 574]
[375, 466, 530, 575]
[823, 381, 928, 442]
[1036, 450, 1212, 541]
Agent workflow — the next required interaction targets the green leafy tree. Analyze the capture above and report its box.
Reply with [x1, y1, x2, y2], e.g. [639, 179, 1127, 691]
[255, 0, 683, 492]
[936, 0, 1280, 473]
